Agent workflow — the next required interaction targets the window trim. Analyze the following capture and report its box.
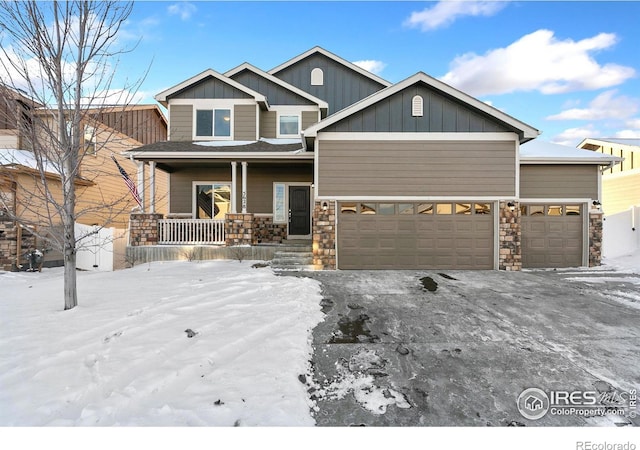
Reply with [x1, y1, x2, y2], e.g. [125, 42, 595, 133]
[311, 68, 324, 86]
[192, 104, 234, 140]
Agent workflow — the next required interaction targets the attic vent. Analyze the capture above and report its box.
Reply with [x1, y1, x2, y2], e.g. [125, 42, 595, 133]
[311, 68, 324, 86]
[412, 95, 423, 117]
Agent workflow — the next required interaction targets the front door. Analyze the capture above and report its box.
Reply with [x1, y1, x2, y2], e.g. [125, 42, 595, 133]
[288, 186, 310, 236]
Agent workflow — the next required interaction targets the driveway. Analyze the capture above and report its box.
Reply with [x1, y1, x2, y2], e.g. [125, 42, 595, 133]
[296, 268, 640, 426]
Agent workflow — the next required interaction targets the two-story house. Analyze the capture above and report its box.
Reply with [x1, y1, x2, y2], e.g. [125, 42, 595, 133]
[126, 46, 621, 270]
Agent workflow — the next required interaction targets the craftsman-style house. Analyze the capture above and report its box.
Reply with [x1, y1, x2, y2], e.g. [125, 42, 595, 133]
[126, 46, 621, 270]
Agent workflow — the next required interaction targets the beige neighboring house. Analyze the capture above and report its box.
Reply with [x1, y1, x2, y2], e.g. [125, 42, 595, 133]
[578, 138, 640, 215]
[0, 88, 169, 271]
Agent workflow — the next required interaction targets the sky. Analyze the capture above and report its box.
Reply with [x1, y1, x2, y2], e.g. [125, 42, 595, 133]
[6, 1, 640, 147]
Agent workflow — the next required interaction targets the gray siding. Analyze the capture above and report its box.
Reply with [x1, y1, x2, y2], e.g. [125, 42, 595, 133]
[302, 110, 319, 130]
[324, 83, 511, 133]
[170, 76, 253, 100]
[234, 105, 257, 141]
[169, 104, 193, 141]
[170, 163, 312, 214]
[260, 111, 277, 139]
[230, 69, 314, 105]
[520, 165, 598, 199]
[272, 53, 386, 115]
[318, 139, 517, 197]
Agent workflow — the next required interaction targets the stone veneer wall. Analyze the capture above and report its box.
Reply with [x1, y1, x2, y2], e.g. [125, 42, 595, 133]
[252, 216, 286, 244]
[225, 213, 253, 246]
[129, 213, 163, 246]
[312, 201, 336, 269]
[589, 210, 603, 267]
[498, 200, 521, 271]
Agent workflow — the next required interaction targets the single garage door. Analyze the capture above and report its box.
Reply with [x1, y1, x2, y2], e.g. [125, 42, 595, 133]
[521, 204, 584, 268]
[338, 202, 494, 270]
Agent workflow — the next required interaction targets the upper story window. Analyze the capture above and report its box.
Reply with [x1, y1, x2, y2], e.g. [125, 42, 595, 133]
[279, 114, 300, 137]
[311, 68, 324, 86]
[412, 95, 423, 117]
[195, 108, 231, 138]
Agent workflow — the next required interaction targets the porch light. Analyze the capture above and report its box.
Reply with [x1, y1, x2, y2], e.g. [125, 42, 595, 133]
[322, 201, 329, 211]
[592, 200, 601, 210]
[507, 201, 516, 212]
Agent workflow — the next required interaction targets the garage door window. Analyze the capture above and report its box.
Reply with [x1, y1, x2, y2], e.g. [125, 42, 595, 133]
[529, 205, 545, 216]
[341, 203, 357, 214]
[456, 203, 472, 215]
[399, 204, 414, 215]
[417, 203, 433, 214]
[566, 205, 581, 216]
[475, 203, 491, 215]
[522, 204, 582, 216]
[361, 203, 377, 214]
[436, 203, 452, 214]
[548, 205, 563, 216]
[379, 203, 395, 215]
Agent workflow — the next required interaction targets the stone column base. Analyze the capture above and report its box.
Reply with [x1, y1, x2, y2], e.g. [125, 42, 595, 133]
[312, 201, 336, 270]
[498, 200, 521, 271]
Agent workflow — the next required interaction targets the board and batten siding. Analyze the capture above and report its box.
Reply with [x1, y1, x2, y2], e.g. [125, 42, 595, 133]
[520, 165, 598, 199]
[170, 76, 253, 100]
[323, 83, 512, 134]
[230, 70, 314, 106]
[169, 104, 193, 141]
[234, 105, 257, 141]
[318, 138, 517, 197]
[272, 53, 387, 115]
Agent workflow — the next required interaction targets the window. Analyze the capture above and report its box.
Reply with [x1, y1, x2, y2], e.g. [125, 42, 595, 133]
[311, 68, 324, 86]
[360, 203, 376, 214]
[436, 203, 452, 214]
[475, 203, 492, 215]
[195, 109, 231, 138]
[417, 203, 433, 214]
[273, 183, 286, 223]
[399, 204, 414, 215]
[566, 205, 581, 216]
[340, 203, 357, 214]
[193, 183, 231, 219]
[84, 125, 97, 156]
[412, 95, 423, 117]
[279, 115, 299, 136]
[379, 203, 395, 215]
[456, 203, 471, 215]
[529, 205, 545, 216]
[547, 205, 563, 216]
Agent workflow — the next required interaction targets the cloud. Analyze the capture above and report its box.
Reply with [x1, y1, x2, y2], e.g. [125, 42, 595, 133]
[167, 2, 196, 21]
[405, 1, 507, 31]
[352, 60, 387, 75]
[440, 30, 635, 97]
[614, 129, 640, 138]
[550, 125, 600, 146]
[546, 90, 639, 121]
[82, 89, 147, 107]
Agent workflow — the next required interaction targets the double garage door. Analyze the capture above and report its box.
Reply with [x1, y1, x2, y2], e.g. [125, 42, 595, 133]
[337, 201, 586, 270]
[337, 202, 494, 270]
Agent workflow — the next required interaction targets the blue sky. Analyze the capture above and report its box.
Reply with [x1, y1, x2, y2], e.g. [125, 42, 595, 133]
[92, 1, 640, 146]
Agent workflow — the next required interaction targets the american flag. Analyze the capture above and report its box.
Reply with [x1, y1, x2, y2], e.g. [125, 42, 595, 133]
[111, 155, 142, 208]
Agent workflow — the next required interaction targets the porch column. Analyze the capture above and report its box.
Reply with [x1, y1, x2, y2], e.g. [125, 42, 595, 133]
[230, 161, 237, 214]
[241, 161, 248, 213]
[136, 161, 145, 212]
[149, 161, 156, 214]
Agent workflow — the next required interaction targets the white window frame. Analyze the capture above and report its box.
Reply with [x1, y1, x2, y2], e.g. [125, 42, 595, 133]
[277, 112, 301, 138]
[194, 108, 232, 140]
[192, 181, 232, 219]
[181, 99, 240, 141]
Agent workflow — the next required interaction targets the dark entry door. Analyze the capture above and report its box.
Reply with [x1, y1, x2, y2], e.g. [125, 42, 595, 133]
[288, 186, 310, 236]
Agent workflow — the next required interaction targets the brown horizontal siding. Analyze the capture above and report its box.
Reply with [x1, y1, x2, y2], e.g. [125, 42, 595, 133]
[520, 165, 598, 199]
[169, 104, 193, 141]
[260, 111, 276, 139]
[169, 163, 313, 215]
[234, 105, 256, 141]
[302, 110, 319, 130]
[318, 139, 516, 197]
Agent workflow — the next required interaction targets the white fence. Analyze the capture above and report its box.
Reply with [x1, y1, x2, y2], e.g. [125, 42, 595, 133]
[158, 219, 226, 245]
[75, 223, 128, 271]
[603, 206, 640, 259]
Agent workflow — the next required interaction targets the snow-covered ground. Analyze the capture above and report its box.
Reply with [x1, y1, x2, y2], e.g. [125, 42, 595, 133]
[0, 260, 324, 426]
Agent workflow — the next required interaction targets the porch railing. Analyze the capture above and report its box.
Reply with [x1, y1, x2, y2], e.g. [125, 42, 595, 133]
[158, 219, 226, 245]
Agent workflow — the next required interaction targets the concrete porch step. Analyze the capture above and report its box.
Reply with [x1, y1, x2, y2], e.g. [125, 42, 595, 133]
[272, 264, 317, 271]
[271, 245, 316, 270]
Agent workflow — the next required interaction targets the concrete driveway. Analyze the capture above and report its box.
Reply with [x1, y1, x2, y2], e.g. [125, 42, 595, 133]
[296, 268, 640, 426]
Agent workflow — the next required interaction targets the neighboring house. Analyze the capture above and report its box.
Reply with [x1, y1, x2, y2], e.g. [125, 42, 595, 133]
[125, 46, 621, 270]
[0, 88, 169, 271]
[578, 138, 640, 215]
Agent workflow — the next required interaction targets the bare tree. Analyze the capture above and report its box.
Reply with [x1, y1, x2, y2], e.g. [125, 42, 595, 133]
[0, 1, 137, 310]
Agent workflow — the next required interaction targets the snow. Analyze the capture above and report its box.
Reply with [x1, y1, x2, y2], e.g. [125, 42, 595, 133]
[0, 260, 324, 426]
[520, 140, 622, 162]
[193, 137, 302, 148]
[0, 148, 60, 174]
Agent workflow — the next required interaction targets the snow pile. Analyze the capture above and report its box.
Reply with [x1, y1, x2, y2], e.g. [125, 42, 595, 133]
[0, 260, 324, 426]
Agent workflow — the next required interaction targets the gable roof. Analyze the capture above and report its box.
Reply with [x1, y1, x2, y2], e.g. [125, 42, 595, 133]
[268, 46, 391, 88]
[520, 140, 623, 165]
[578, 137, 640, 151]
[303, 72, 540, 143]
[154, 69, 269, 108]
[225, 62, 329, 112]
